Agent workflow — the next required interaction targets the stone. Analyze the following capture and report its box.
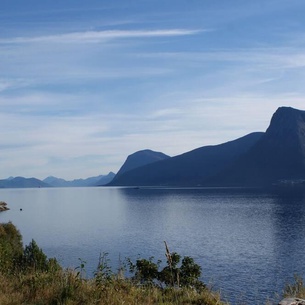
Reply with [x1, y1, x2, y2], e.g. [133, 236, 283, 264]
[0, 201, 9, 212]
[279, 298, 305, 305]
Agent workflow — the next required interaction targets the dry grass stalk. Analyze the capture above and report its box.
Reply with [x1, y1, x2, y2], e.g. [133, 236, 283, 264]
[164, 240, 172, 268]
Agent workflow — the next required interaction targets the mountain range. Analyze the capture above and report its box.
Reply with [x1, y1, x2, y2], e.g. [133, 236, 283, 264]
[43, 172, 115, 187]
[109, 133, 263, 186]
[2, 106, 305, 189]
[109, 106, 305, 188]
[0, 172, 115, 189]
[0, 177, 50, 188]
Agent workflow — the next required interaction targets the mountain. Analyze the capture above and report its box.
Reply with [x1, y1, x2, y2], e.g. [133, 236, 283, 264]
[0, 177, 50, 188]
[44, 172, 115, 187]
[43, 176, 68, 187]
[110, 149, 170, 183]
[3, 106, 304, 188]
[95, 172, 115, 186]
[109, 132, 263, 186]
[208, 106, 305, 187]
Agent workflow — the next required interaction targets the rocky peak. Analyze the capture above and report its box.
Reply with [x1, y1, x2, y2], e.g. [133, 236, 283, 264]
[266, 106, 305, 139]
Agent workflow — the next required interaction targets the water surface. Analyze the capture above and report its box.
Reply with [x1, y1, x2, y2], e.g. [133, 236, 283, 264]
[1, 187, 305, 304]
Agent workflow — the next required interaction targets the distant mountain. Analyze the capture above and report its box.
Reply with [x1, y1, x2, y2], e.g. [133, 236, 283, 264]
[110, 149, 170, 183]
[109, 132, 263, 186]
[0, 177, 50, 188]
[4, 106, 304, 189]
[208, 106, 305, 187]
[43, 176, 67, 187]
[95, 172, 116, 186]
[44, 172, 115, 187]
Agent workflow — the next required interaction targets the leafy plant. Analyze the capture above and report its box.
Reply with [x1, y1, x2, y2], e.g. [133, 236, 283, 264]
[0, 222, 23, 272]
[0, 223, 224, 305]
[94, 252, 113, 285]
[128, 242, 205, 290]
[23, 239, 49, 271]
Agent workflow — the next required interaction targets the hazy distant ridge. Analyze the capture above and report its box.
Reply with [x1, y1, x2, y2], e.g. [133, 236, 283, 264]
[0, 173, 115, 188]
[0, 177, 50, 188]
[44, 172, 115, 187]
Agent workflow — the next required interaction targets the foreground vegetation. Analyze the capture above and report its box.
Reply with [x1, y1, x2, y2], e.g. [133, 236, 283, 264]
[0, 222, 225, 305]
[3, 221, 305, 305]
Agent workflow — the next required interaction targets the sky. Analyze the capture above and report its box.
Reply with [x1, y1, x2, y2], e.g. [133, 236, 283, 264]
[1, 0, 305, 180]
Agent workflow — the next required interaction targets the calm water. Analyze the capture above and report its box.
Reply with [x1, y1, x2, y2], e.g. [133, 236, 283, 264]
[1, 187, 305, 304]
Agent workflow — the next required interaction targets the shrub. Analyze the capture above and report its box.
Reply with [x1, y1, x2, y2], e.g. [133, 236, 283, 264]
[0, 222, 60, 274]
[22, 239, 60, 272]
[128, 243, 205, 290]
[0, 224, 224, 305]
[0, 222, 23, 272]
[22, 239, 49, 271]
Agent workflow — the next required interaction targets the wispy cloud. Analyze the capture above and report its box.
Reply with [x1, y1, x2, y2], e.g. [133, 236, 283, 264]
[138, 48, 305, 70]
[0, 29, 202, 44]
[1, 0, 305, 179]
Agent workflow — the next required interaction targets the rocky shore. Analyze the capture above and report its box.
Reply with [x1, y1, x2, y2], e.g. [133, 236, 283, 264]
[279, 298, 305, 305]
[0, 201, 9, 212]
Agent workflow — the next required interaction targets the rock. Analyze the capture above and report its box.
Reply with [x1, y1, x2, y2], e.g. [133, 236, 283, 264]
[279, 298, 305, 305]
[0, 201, 9, 212]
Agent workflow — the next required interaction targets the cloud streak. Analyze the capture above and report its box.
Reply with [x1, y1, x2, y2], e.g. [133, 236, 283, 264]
[0, 29, 202, 44]
[1, 0, 305, 179]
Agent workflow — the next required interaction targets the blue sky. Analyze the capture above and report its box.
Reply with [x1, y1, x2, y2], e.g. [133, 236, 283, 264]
[1, 0, 305, 180]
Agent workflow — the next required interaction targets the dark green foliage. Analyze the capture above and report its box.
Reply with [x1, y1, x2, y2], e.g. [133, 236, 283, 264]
[21, 239, 60, 272]
[22, 239, 49, 271]
[0, 222, 60, 273]
[0, 222, 23, 272]
[158, 252, 181, 287]
[128, 250, 205, 290]
[132, 257, 160, 285]
[180, 256, 204, 289]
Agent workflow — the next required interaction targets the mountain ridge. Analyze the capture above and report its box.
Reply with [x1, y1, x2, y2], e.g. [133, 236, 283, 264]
[3, 106, 305, 188]
[0, 177, 50, 188]
[114, 149, 170, 178]
[0, 173, 115, 188]
[108, 132, 264, 186]
[206, 106, 305, 187]
[44, 172, 115, 187]
[109, 106, 305, 187]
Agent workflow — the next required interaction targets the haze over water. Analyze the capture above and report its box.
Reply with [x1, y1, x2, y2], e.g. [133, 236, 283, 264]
[1, 187, 305, 304]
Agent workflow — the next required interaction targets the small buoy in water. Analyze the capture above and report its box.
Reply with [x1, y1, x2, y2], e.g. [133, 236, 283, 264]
[20, 208, 22, 211]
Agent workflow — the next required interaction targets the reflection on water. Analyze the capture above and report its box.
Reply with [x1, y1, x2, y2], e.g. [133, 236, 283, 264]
[0, 187, 305, 304]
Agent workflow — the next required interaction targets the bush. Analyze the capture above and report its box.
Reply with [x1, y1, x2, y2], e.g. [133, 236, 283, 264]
[0, 224, 224, 305]
[128, 244, 205, 290]
[22, 239, 51, 272]
[0, 222, 60, 273]
[0, 222, 23, 272]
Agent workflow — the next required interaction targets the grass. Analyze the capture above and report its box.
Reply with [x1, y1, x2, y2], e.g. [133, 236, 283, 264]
[0, 222, 226, 305]
[282, 275, 305, 300]
[3, 221, 303, 305]
[0, 270, 226, 305]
